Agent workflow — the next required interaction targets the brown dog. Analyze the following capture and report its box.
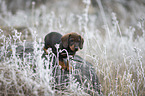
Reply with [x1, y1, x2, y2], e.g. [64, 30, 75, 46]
[44, 32, 84, 71]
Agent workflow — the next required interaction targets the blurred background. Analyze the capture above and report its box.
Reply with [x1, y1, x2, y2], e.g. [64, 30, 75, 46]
[0, 0, 145, 37]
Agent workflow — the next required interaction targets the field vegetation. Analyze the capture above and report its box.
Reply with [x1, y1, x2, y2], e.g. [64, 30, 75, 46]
[0, 0, 145, 95]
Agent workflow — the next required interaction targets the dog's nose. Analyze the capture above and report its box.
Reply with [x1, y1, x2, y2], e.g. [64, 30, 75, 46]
[75, 47, 78, 51]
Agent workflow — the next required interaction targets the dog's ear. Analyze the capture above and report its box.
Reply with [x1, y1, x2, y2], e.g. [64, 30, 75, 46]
[61, 34, 70, 48]
[79, 36, 84, 49]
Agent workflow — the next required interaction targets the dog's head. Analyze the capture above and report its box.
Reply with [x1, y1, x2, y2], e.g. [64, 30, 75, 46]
[61, 32, 84, 53]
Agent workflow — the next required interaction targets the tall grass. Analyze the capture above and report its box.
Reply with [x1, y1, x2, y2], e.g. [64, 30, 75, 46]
[0, 0, 145, 95]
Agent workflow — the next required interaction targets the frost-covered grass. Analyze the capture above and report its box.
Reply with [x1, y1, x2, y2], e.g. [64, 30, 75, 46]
[0, 30, 54, 95]
[0, 0, 145, 96]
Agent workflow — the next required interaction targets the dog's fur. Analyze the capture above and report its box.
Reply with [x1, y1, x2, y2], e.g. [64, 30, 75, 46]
[44, 32, 84, 71]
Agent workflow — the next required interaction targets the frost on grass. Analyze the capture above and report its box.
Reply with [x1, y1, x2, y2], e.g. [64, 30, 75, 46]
[0, 0, 145, 95]
[0, 29, 102, 96]
[0, 30, 54, 96]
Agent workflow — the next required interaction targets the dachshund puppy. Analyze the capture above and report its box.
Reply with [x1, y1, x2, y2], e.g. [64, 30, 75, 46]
[44, 32, 84, 71]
